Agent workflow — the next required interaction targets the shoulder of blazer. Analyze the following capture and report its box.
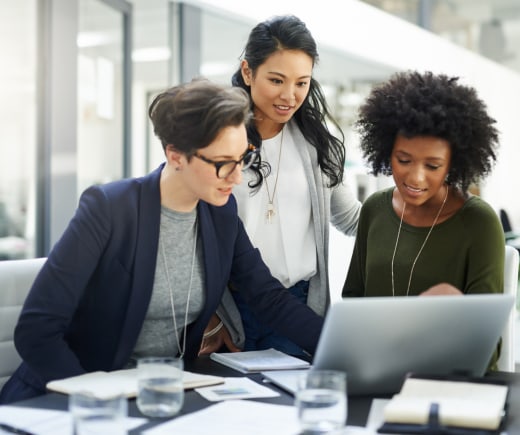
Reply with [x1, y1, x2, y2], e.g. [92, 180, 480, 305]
[84, 166, 162, 217]
[77, 167, 162, 240]
[98, 165, 162, 197]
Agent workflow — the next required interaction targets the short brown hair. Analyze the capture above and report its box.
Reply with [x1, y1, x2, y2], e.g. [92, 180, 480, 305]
[149, 78, 252, 155]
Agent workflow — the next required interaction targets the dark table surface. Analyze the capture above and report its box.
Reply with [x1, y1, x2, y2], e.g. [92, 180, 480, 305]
[11, 357, 520, 434]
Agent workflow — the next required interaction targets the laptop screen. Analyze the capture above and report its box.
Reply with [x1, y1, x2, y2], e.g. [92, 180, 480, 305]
[312, 294, 514, 396]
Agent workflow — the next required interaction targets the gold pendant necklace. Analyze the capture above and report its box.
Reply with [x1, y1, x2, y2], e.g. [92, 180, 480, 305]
[264, 128, 284, 224]
[391, 185, 449, 296]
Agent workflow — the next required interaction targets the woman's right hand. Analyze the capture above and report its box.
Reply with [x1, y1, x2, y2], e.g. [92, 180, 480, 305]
[198, 315, 240, 355]
[420, 282, 463, 296]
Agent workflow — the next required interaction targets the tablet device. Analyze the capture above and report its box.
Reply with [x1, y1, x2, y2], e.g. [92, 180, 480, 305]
[260, 369, 309, 395]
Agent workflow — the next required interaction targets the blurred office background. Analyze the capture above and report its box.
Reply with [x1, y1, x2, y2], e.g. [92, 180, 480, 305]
[1, 0, 520, 266]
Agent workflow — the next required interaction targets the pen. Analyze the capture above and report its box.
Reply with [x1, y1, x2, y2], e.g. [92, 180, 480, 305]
[0, 423, 37, 435]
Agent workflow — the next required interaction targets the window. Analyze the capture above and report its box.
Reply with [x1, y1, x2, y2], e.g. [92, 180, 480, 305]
[0, 1, 37, 259]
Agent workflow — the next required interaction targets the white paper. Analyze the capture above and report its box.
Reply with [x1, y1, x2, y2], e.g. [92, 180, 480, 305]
[365, 398, 390, 431]
[0, 405, 147, 435]
[142, 400, 301, 435]
[344, 427, 379, 435]
[195, 377, 280, 401]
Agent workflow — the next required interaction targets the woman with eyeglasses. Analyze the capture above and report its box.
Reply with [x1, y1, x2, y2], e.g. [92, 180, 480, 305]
[200, 15, 361, 357]
[0, 79, 324, 404]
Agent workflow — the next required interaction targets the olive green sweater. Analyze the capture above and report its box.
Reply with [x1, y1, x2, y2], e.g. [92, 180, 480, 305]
[343, 188, 504, 298]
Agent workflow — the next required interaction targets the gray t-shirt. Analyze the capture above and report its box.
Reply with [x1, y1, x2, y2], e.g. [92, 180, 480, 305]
[131, 206, 205, 359]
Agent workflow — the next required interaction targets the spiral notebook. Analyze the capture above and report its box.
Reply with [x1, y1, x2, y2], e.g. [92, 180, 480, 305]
[210, 348, 310, 373]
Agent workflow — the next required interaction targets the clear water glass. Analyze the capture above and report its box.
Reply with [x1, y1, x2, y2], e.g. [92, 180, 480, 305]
[136, 356, 184, 417]
[69, 391, 127, 435]
[295, 369, 347, 434]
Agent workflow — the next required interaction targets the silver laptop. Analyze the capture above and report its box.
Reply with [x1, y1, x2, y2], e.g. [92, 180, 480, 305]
[262, 294, 514, 396]
[311, 294, 514, 396]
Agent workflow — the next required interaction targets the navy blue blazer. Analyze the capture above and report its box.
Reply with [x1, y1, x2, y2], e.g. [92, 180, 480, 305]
[0, 165, 323, 403]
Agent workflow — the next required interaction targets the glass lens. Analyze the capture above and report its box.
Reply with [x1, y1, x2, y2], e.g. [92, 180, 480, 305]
[218, 161, 238, 178]
[217, 151, 259, 178]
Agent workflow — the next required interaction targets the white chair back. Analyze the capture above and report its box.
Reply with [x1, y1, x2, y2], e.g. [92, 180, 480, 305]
[498, 245, 519, 371]
[0, 257, 46, 390]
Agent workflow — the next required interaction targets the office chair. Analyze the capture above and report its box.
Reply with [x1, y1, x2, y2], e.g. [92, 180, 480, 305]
[499, 209, 520, 253]
[0, 257, 46, 390]
[498, 245, 519, 372]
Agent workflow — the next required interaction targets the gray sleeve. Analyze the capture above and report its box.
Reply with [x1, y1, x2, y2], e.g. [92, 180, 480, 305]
[216, 287, 245, 349]
[330, 181, 361, 237]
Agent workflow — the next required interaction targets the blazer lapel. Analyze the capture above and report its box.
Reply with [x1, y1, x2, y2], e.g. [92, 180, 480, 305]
[112, 166, 162, 368]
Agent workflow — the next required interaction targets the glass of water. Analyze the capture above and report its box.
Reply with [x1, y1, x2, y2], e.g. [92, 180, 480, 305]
[136, 356, 184, 418]
[69, 392, 128, 435]
[295, 369, 347, 434]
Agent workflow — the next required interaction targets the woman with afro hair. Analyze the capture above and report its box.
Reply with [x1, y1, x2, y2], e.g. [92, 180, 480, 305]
[343, 70, 504, 303]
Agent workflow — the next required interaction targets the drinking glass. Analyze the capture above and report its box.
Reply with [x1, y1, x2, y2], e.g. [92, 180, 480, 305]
[69, 391, 127, 435]
[136, 356, 184, 417]
[295, 369, 347, 434]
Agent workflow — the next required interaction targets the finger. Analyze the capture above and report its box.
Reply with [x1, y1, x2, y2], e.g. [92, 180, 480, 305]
[199, 336, 224, 355]
[222, 335, 240, 352]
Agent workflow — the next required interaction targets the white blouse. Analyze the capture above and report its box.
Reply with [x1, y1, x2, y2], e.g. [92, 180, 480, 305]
[233, 125, 317, 288]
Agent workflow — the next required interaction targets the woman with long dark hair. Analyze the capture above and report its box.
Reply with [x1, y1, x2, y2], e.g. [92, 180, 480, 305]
[202, 15, 360, 357]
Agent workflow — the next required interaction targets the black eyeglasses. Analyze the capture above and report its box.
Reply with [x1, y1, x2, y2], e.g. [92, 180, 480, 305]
[193, 145, 260, 179]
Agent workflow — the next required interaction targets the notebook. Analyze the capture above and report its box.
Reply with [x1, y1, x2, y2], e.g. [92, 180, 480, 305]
[262, 294, 514, 397]
[46, 368, 224, 398]
[210, 348, 310, 373]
